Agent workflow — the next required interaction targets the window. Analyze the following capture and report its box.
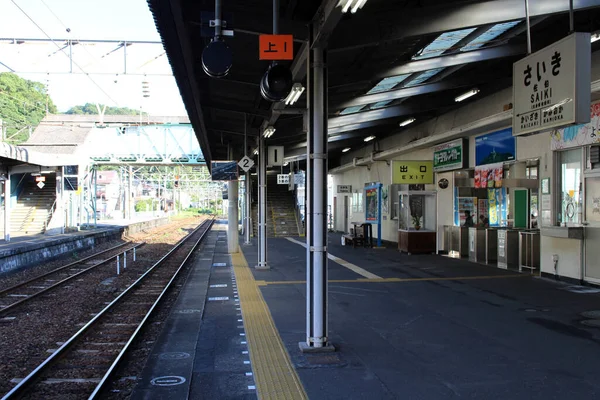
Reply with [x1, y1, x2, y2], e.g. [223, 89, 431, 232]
[558, 149, 582, 225]
[526, 166, 538, 179]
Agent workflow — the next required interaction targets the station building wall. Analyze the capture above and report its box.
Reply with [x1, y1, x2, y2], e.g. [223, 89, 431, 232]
[331, 49, 600, 282]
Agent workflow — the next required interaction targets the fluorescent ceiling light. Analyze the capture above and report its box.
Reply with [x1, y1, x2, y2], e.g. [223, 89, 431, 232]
[455, 89, 479, 102]
[399, 118, 415, 127]
[364, 135, 376, 142]
[338, 0, 367, 13]
[263, 126, 276, 138]
[592, 33, 600, 43]
[342, 147, 351, 153]
[284, 83, 305, 105]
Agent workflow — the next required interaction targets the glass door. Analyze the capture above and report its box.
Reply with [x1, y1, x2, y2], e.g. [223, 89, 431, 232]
[584, 176, 600, 283]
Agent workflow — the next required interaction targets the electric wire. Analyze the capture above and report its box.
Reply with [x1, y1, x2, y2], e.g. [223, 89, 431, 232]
[10, 0, 121, 106]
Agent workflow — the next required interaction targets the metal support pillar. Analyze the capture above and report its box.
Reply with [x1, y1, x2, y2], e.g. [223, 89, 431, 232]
[300, 30, 333, 352]
[244, 114, 252, 245]
[245, 171, 252, 244]
[256, 137, 269, 269]
[3, 171, 10, 242]
[228, 179, 239, 253]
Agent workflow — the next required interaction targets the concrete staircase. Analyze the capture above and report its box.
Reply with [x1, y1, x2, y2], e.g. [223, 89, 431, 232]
[252, 173, 302, 237]
[9, 174, 57, 237]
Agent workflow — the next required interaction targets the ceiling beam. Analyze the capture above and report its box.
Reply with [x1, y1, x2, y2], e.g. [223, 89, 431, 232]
[203, 104, 270, 118]
[330, 0, 600, 52]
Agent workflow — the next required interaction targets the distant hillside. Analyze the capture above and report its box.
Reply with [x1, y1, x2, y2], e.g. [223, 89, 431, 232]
[0, 72, 57, 143]
[65, 103, 139, 116]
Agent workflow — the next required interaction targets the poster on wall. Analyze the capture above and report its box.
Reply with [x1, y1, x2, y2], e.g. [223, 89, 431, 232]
[551, 102, 600, 150]
[474, 163, 504, 188]
[475, 128, 516, 166]
[381, 186, 389, 215]
[488, 188, 508, 227]
[478, 199, 489, 220]
[365, 187, 378, 222]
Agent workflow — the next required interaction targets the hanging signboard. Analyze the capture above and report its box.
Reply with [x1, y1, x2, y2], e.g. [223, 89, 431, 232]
[512, 32, 591, 136]
[433, 138, 467, 172]
[267, 146, 285, 166]
[391, 161, 433, 184]
[337, 185, 352, 193]
[259, 35, 293, 60]
[277, 174, 290, 185]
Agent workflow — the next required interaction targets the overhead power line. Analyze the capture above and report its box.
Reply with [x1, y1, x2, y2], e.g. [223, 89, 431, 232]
[10, 0, 121, 106]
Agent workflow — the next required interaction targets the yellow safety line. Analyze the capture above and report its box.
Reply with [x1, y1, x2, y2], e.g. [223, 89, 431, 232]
[232, 252, 308, 400]
[285, 237, 382, 279]
[256, 273, 529, 286]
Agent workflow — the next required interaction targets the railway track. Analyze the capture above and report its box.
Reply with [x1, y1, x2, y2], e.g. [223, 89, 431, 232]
[0, 242, 144, 317]
[2, 217, 214, 399]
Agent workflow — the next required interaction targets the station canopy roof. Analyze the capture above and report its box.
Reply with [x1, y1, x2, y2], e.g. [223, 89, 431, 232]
[148, 0, 600, 170]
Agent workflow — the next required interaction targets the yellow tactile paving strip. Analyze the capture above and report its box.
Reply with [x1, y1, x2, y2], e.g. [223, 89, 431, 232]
[256, 273, 530, 286]
[232, 252, 308, 400]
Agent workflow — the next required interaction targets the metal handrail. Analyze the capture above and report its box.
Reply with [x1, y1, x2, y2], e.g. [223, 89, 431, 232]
[44, 198, 58, 232]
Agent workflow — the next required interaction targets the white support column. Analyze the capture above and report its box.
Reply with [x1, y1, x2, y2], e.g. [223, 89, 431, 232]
[228, 179, 239, 253]
[245, 170, 252, 244]
[3, 171, 10, 242]
[256, 137, 269, 269]
[301, 28, 333, 352]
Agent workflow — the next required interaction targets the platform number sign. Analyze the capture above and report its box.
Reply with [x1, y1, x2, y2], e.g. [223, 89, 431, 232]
[238, 155, 254, 172]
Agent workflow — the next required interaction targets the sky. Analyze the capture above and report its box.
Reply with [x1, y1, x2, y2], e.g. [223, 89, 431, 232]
[0, 0, 187, 116]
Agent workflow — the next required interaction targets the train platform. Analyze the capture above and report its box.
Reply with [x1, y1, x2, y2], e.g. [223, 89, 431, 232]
[0, 216, 169, 275]
[134, 226, 600, 399]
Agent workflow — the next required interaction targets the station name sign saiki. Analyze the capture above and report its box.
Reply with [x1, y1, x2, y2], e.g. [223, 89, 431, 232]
[512, 32, 591, 136]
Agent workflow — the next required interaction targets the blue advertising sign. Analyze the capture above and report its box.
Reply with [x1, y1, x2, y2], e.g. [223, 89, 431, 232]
[475, 128, 516, 166]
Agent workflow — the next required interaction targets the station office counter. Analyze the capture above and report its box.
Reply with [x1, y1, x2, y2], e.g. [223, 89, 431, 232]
[398, 229, 436, 254]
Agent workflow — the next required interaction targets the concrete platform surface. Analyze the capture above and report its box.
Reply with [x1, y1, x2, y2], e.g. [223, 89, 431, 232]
[134, 227, 600, 399]
[240, 232, 600, 400]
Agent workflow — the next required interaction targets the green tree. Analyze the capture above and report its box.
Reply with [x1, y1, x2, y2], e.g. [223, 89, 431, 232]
[65, 103, 139, 116]
[0, 72, 57, 144]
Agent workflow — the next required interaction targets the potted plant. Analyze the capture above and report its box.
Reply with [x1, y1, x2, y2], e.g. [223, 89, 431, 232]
[412, 215, 421, 230]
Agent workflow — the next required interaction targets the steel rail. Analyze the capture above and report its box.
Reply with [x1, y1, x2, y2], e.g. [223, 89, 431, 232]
[0, 241, 130, 296]
[89, 217, 215, 398]
[1, 218, 213, 399]
[0, 242, 145, 317]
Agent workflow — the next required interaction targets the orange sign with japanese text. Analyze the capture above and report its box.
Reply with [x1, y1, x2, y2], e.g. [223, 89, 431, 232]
[259, 35, 293, 60]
